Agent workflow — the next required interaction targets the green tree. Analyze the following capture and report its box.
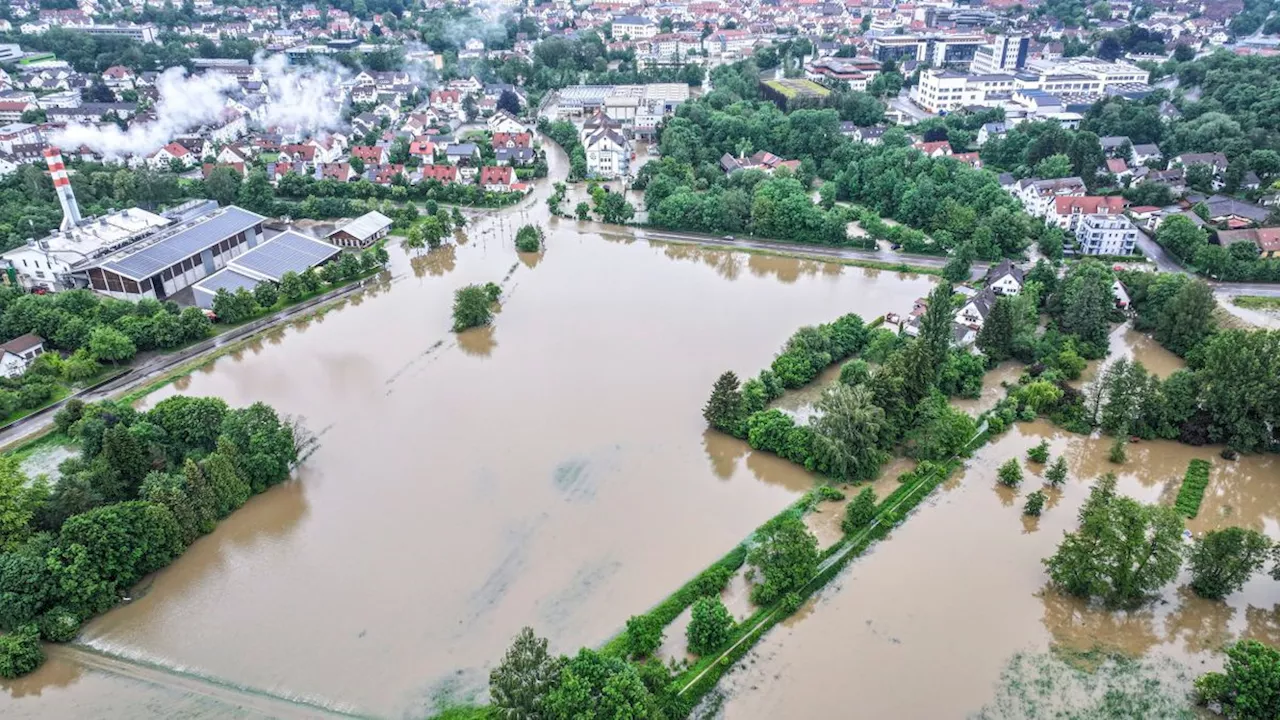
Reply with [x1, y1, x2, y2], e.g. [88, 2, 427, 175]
[451, 207, 466, 228]
[98, 423, 150, 501]
[86, 325, 135, 364]
[1043, 474, 1184, 607]
[747, 514, 818, 606]
[1196, 330, 1280, 452]
[1046, 456, 1068, 486]
[575, 202, 591, 220]
[810, 383, 888, 483]
[1056, 260, 1115, 351]
[515, 224, 544, 252]
[1034, 153, 1073, 179]
[1155, 214, 1207, 263]
[1195, 640, 1280, 719]
[218, 403, 297, 493]
[686, 596, 734, 656]
[841, 486, 877, 534]
[546, 648, 660, 719]
[253, 282, 279, 310]
[489, 626, 561, 720]
[1027, 440, 1050, 464]
[280, 271, 306, 303]
[0, 457, 42, 552]
[1024, 490, 1046, 517]
[997, 458, 1023, 488]
[1155, 279, 1215, 356]
[204, 166, 242, 207]
[941, 243, 974, 283]
[0, 624, 43, 679]
[452, 284, 495, 332]
[139, 471, 199, 545]
[202, 451, 250, 518]
[977, 297, 1016, 361]
[595, 192, 635, 224]
[624, 614, 663, 659]
[702, 371, 743, 434]
[1188, 527, 1271, 600]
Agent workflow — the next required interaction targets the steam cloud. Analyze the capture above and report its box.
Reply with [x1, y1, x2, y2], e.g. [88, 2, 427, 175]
[51, 54, 348, 160]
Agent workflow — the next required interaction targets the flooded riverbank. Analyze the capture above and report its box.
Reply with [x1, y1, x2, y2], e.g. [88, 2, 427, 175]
[713, 414, 1279, 719]
[1, 195, 936, 717]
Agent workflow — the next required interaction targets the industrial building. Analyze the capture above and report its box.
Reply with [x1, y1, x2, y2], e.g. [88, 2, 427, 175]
[192, 230, 341, 309]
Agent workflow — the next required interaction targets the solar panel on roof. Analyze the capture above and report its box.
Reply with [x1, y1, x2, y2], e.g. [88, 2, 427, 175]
[100, 206, 265, 280]
[192, 267, 259, 297]
[232, 231, 340, 281]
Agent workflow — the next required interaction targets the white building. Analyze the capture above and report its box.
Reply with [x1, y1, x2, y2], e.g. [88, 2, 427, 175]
[584, 128, 631, 179]
[613, 15, 656, 41]
[970, 36, 1029, 74]
[1076, 214, 1139, 256]
[0, 334, 44, 379]
[0, 207, 171, 292]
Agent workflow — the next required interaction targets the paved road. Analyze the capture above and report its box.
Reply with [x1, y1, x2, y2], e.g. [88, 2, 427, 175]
[1132, 226, 1280, 297]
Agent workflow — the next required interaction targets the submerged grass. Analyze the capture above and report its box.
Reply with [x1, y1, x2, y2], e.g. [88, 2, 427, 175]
[973, 646, 1196, 719]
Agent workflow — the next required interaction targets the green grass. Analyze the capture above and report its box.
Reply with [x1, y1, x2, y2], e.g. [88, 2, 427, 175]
[1173, 459, 1211, 518]
[0, 385, 71, 427]
[1232, 295, 1280, 310]
[3, 429, 74, 460]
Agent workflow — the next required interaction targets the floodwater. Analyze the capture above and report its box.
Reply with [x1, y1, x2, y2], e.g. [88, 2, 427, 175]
[0, 143, 937, 718]
[1077, 323, 1186, 387]
[715, 415, 1280, 719]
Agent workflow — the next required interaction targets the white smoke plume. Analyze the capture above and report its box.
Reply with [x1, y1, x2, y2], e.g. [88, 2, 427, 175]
[51, 54, 348, 160]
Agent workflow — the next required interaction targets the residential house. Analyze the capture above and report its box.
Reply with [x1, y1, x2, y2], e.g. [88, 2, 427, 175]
[1173, 152, 1228, 187]
[914, 140, 953, 157]
[955, 288, 997, 328]
[1013, 176, 1088, 217]
[719, 150, 799, 175]
[0, 334, 44, 379]
[430, 89, 463, 115]
[1050, 195, 1127, 232]
[1215, 227, 1280, 259]
[984, 260, 1024, 296]
[488, 109, 527, 135]
[350, 144, 389, 165]
[479, 165, 514, 192]
[492, 132, 532, 150]
[420, 164, 460, 184]
[315, 162, 356, 182]
[1191, 194, 1270, 226]
[1131, 143, 1162, 166]
[445, 142, 480, 166]
[148, 141, 194, 169]
[201, 162, 246, 178]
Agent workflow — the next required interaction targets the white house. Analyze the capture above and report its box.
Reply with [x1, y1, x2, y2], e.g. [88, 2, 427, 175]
[487, 110, 527, 135]
[584, 128, 631, 179]
[0, 334, 44, 378]
[955, 288, 997, 329]
[984, 260, 1024, 296]
[1076, 214, 1139, 256]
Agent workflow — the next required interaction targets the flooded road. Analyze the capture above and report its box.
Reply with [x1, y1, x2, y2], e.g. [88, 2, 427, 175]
[1, 149, 936, 716]
[715, 414, 1280, 719]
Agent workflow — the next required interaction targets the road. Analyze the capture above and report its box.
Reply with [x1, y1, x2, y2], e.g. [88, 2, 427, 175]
[1132, 226, 1280, 298]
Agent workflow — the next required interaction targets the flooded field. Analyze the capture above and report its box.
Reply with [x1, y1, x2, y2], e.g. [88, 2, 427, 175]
[714, 413, 1280, 719]
[0, 174, 936, 717]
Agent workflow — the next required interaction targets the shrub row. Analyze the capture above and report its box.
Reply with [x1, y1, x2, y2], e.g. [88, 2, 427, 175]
[1174, 459, 1212, 518]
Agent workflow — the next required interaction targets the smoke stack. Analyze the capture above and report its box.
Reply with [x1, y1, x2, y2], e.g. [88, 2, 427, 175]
[44, 147, 82, 231]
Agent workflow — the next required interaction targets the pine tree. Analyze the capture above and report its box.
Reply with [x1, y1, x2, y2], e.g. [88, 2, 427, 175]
[182, 458, 218, 532]
[203, 451, 251, 516]
[98, 424, 150, 501]
[1024, 490, 1047, 516]
[489, 627, 561, 719]
[703, 371, 744, 433]
[977, 297, 1016, 361]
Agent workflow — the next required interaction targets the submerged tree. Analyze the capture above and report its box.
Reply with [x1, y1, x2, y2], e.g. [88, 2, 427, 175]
[452, 284, 496, 332]
[703, 371, 743, 434]
[1195, 640, 1280, 720]
[489, 626, 561, 719]
[1024, 490, 1047, 517]
[1046, 456, 1069, 487]
[1043, 474, 1184, 607]
[1188, 527, 1271, 600]
[810, 383, 888, 483]
[997, 458, 1023, 488]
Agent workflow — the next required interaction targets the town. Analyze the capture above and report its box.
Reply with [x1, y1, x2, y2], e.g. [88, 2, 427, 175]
[0, 0, 1279, 718]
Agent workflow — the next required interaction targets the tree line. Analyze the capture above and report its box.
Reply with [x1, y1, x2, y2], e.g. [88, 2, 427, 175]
[0, 395, 305, 677]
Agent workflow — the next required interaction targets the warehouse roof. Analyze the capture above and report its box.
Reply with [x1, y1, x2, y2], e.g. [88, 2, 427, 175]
[192, 266, 259, 299]
[328, 211, 392, 243]
[232, 231, 340, 282]
[95, 206, 265, 280]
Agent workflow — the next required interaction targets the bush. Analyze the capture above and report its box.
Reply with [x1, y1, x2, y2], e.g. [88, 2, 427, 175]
[452, 284, 495, 332]
[515, 224, 544, 252]
[0, 625, 43, 679]
[1108, 436, 1127, 464]
[1027, 440, 1049, 464]
[841, 487, 877, 534]
[37, 608, 80, 642]
[624, 614, 664, 659]
[997, 458, 1022, 488]
[1024, 490, 1046, 517]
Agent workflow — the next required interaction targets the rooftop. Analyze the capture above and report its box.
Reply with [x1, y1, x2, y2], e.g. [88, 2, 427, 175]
[231, 230, 340, 282]
[92, 205, 265, 280]
[329, 211, 392, 242]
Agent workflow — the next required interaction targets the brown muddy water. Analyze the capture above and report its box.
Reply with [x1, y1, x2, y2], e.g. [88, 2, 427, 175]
[0, 187, 936, 717]
[714, 413, 1280, 719]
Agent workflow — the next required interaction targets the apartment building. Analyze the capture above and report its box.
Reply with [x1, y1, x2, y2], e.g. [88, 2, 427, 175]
[1075, 214, 1139, 256]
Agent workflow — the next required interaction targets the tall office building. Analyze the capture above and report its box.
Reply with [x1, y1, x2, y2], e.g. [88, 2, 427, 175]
[970, 36, 1030, 75]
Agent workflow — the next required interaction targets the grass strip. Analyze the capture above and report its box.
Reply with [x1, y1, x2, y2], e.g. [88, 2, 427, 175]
[1173, 458, 1211, 518]
[1232, 295, 1280, 310]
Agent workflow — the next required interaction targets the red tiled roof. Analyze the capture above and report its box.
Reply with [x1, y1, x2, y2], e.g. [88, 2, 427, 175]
[480, 165, 513, 186]
[1054, 195, 1127, 215]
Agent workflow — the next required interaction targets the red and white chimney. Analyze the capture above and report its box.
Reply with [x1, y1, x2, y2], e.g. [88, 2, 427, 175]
[43, 147, 82, 231]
